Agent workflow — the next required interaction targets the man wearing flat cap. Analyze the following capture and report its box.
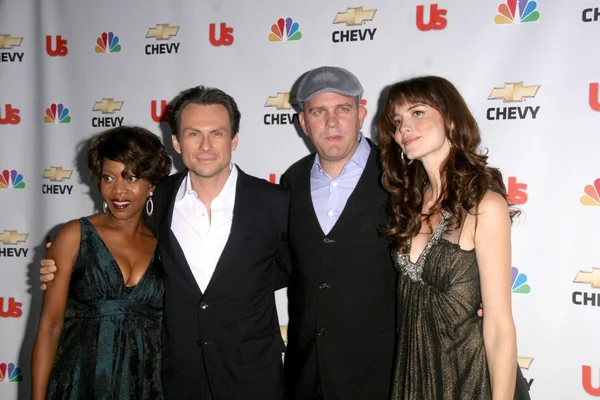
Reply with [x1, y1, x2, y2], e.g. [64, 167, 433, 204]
[279, 66, 396, 399]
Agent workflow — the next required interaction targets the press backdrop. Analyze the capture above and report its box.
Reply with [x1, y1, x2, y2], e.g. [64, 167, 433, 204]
[1, 0, 599, 398]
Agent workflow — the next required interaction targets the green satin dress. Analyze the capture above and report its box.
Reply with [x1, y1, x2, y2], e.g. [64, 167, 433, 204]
[46, 217, 164, 399]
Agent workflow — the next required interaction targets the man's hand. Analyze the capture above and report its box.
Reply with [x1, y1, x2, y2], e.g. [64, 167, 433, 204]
[39, 240, 56, 291]
[477, 304, 483, 318]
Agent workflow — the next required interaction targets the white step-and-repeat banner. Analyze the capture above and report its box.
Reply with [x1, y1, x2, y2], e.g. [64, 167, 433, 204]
[1, 0, 599, 398]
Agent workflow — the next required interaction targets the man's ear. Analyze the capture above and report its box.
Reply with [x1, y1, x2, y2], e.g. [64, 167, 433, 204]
[357, 103, 367, 129]
[299, 111, 308, 136]
[171, 134, 182, 154]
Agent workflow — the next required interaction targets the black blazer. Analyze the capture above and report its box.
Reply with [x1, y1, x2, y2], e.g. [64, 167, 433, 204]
[280, 139, 397, 400]
[146, 166, 290, 400]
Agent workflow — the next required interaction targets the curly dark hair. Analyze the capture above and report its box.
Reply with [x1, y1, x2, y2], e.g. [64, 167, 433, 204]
[87, 126, 172, 185]
[377, 76, 518, 252]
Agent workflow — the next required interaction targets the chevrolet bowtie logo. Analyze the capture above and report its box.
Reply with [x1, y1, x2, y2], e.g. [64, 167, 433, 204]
[517, 357, 534, 370]
[488, 82, 540, 103]
[0, 230, 28, 245]
[333, 7, 377, 26]
[574, 268, 600, 289]
[93, 98, 124, 114]
[265, 93, 294, 110]
[43, 167, 73, 182]
[0, 34, 23, 49]
[146, 24, 179, 40]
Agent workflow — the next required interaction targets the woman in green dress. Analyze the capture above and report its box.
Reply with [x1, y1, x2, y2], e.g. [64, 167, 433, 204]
[31, 126, 171, 399]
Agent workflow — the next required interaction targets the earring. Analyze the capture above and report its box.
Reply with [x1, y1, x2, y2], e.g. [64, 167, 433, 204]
[146, 192, 154, 216]
[103, 201, 108, 213]
[448, 127, 455, 148]
[401, 150, 413, 165]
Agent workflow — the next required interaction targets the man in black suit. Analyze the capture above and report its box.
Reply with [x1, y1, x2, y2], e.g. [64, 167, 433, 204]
[151, 86, 290, 399]
[41, 86, 290, 400]
[280, 67, 397, 400]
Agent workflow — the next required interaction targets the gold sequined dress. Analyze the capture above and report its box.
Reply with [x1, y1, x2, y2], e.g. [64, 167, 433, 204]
[390, 212, 530, 400]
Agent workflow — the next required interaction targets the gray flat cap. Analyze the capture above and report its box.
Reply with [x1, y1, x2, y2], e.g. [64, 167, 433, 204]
[295, 66, 363, 109]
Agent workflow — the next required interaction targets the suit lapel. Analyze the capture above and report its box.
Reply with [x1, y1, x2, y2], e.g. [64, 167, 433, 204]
[296, 154, 325, 236]
[295, 143, 380, 238]
[157, 170, 203, 295]
[204, 166, 258, 296]
[328, 139, 382, 236]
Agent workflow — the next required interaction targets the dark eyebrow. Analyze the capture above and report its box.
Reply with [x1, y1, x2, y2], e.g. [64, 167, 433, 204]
[182, 127, 225, 134]
[407, 103, 426, 110]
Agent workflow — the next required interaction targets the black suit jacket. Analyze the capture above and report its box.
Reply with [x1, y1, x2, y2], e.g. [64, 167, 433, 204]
[146, 166, 290, 400]
[280, 139, 397, 400]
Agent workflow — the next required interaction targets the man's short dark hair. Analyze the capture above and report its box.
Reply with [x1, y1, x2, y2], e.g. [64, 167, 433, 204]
[87, 125, 172, 185]
[169, 85, 241, 139]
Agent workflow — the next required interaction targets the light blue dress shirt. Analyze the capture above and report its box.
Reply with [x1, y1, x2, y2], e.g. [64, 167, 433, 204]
[310, 132, 371, 235]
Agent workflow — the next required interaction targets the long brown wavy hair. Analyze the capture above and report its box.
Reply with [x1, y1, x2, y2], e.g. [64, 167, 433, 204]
[378, 76, 518, 252]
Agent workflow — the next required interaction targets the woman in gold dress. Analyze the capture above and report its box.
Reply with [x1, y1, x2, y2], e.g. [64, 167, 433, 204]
[378, 76, 530, 399]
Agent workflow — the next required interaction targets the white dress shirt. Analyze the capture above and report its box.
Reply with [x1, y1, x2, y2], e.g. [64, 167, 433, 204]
[171, 164, 238, 293]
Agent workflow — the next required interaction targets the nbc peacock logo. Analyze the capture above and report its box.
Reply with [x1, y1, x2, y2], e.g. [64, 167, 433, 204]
[0, 169, 25, 189]
[0, 363, 22, 383]
[494, 0, 540, 24]
[44, 103, 71, 124]
[268, 18, 302, 42]
[580, 179, 600, 206]
[511, 267, 531, 294]
[94, 32, 121, 53]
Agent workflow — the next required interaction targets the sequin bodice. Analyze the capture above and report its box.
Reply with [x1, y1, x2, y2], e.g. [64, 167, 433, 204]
[392, 212, 451, 283]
